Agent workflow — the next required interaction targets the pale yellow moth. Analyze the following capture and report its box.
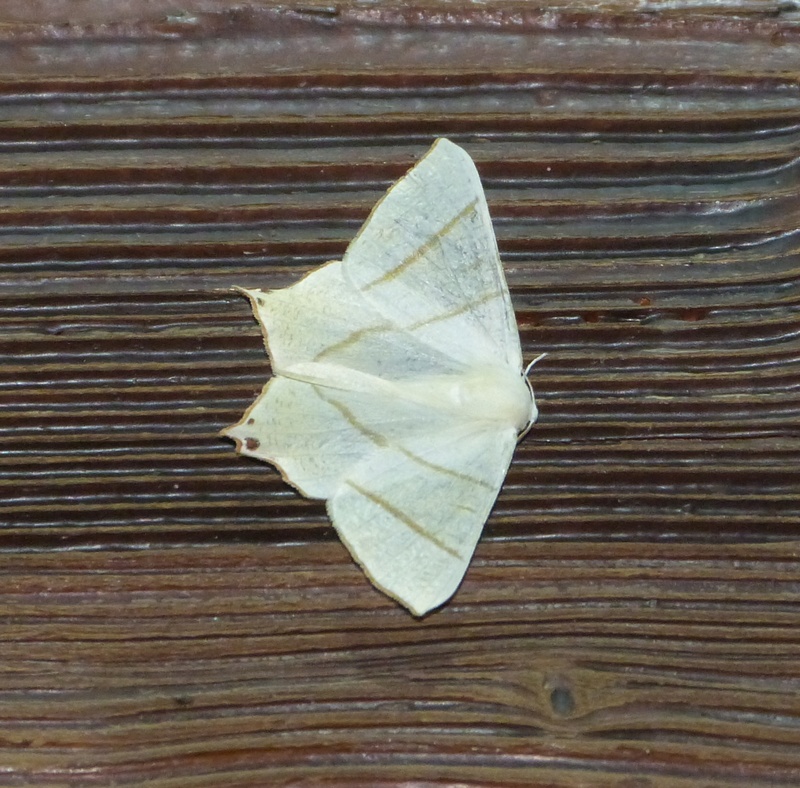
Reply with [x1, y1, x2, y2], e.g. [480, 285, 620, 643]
[223, 139, 540, 615]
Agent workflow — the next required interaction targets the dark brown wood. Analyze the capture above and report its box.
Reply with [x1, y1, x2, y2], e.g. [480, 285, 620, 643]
[0, 2, 798, 785]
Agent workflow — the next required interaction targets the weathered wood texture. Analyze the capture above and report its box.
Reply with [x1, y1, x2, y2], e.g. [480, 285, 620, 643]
[1, 2, 799, 785]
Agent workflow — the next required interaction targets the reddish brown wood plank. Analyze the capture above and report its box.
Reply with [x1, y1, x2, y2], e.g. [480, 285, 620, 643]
[0, 2, 798, 785]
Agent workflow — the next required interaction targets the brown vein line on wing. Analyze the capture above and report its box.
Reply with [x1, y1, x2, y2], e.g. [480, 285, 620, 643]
[345, 480, 463, 560]
[312, 385, 389, 448]
[406, 289, 501, 331]
[312, 291, 500, 364]
[312, 323, 393, 362]
[311, 386, 493, 492]
[397, 446, 493, 491]
[362, 198, 479, 291]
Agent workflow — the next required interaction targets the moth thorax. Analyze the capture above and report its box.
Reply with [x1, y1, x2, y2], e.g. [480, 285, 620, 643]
[447, 365, 534, 432]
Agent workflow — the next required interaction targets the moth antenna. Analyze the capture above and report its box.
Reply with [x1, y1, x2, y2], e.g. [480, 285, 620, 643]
[525, 352, 547, 377]
[517, 352, 547, 442]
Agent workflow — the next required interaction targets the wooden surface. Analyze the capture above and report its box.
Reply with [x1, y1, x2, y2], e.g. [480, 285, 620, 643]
[1, 2, 799, 785]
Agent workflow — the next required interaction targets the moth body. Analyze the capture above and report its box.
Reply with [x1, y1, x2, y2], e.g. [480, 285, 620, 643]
[398, 366, 534, 433]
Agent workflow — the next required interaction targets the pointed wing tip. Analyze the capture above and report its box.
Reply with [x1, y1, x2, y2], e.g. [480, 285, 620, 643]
[431, 136, 461, 152]
[400, 586, 458, 618]
[405, 598, 446, 618]
[219, 420, 251, 446]
[367, 569, 460, 618]
[428, 136, 472, 164]
[218, 423, 236, 440]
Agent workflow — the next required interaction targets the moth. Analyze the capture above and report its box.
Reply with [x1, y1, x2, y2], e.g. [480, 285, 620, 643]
[223, 138, 540, 616]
